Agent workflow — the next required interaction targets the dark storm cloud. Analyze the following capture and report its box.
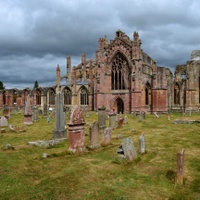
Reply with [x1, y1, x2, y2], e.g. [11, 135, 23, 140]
[0, 0, 200, 89]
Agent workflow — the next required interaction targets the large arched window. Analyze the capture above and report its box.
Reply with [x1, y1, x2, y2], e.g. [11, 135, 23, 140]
[64, 87, 72, 105]
[49, 88, 55, 105]
[145, 82, 151, 105]
[111, 53, 130, 90]
[174, 83, 180, 105]
[80, 87, 88, 105]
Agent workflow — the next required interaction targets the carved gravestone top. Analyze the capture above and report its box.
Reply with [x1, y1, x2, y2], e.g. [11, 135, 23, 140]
[69, 106, 85, 125]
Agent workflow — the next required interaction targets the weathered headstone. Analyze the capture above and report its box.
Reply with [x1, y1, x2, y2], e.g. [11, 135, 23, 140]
[138, 112, 143, 122]
[102, 127, 112, 146]
[109, 113, 116, 129]
[123, 115, 128, 124]
[0, 116, 8, 127]
[32, 107, 39, 122]
[52, 92, 66, 138]
[88, 121, 101, 149]
[139, 135, 145, 154]
[176, 148, 185, 185]
[122, 137, 137, 161]
[98, 107, 106, 129]
[24, 95, 33, 125]
[117, 118, 124, 128]
[116, 114, 120, 122]
[68, 106, 85, 153]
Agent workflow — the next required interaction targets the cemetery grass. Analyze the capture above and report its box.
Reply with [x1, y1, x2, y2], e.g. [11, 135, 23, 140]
[0, 112, 199, 200]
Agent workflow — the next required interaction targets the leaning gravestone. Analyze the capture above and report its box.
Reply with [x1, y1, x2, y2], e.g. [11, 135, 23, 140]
[139, 135, 145, 154]
[88, 121, 101, 149]
[68, 106, 85, 153]
[109, 113, 117, 129]
[122, 137, 137, 161]
[101, 127, 112, 146]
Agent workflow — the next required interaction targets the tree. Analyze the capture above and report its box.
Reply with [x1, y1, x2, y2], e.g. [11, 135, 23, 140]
[0, 81, 5, 89]
[33, 80, 39, 89]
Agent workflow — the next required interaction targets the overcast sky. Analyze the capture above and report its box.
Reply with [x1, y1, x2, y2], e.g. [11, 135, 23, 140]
[0, 0, 199, 89]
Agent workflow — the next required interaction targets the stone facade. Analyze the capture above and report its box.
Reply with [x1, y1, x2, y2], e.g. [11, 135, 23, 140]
[0, 30, 200, 113]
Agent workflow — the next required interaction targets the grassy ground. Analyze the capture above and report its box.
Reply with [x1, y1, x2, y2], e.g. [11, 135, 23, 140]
[0, 111, 200, 200]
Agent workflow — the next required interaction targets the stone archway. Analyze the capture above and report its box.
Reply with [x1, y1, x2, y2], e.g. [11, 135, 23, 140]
[114, 98, 124, 114]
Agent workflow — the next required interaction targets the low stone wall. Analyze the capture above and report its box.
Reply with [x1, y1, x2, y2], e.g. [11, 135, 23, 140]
[174, 119, 200, 124]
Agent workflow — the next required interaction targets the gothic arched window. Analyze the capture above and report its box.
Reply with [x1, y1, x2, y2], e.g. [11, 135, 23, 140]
[80, 87, 88, 105]
[145, 82, 151, 105]
[111, 53, 130, 90]
[64, 87, 72, 105]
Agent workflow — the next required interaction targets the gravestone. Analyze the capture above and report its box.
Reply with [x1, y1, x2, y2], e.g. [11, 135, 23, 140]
[123, 115, 128, 124]
[98, 107, 106, 129]
[109, 113, 116, 129]
[101, 127, 112, 146]
[2, 105, 9, 116]
[68, 106, 85, 153]
[0, 116, 8, 127]
[52, 92, 66, 138]
[24, 95, 33, 125]
[138, 112, 143, 122]
[43, 104, 48, 117]
[32, 107, 39, 122]
[122, 137, 137, 161]
[116, 114, 120, 122]
[176, 149, 185, 185]
[117, 118, 124, 128]
[153, 112, 159, 118]
[139, 135, 145, 154]
[88, 121, 101, 149]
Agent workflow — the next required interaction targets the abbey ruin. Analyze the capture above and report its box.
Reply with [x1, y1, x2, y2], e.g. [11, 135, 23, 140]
[1, 30, 200, 114]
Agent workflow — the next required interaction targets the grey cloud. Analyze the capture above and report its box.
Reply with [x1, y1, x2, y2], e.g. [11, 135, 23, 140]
[0, 0, 199, 89]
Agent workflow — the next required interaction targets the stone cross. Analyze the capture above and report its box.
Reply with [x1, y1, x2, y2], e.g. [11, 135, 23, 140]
[88, 121, 101, 149]
[176, 148, 185, 185]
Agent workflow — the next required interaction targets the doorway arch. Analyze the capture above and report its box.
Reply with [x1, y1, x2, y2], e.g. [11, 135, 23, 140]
[114, 98, 124, 114]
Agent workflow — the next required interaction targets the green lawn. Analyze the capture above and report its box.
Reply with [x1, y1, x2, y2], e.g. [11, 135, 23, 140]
[0, 111, 200, 200]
